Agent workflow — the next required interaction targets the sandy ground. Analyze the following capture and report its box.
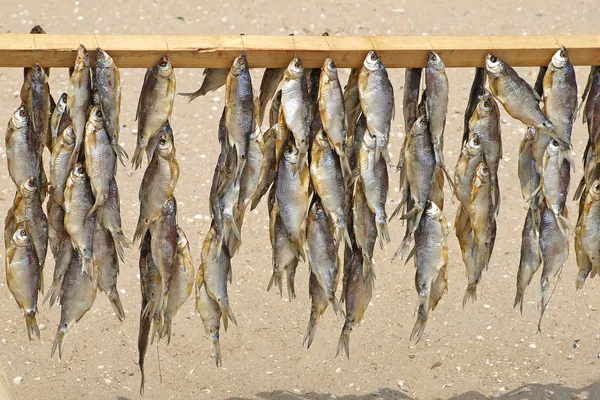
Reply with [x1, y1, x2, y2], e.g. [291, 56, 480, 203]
[0, 1, 600, 399]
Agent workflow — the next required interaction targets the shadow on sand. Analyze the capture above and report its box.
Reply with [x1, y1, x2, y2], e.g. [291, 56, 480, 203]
[226, 380, 600, 399]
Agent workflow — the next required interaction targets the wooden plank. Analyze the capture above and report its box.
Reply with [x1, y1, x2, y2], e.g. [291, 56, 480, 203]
[0, 34, 599, 68]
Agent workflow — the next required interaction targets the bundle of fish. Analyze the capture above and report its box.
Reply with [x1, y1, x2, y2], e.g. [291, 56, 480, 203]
[480, 49, 576, 330]
[132, 56, 195, 395]
[454, 66, 501, 309]
[390, 52, 451, 343]
[5, 25, 130, 357]
[574, 65, 600, 289]
[184, 47, 390, 363]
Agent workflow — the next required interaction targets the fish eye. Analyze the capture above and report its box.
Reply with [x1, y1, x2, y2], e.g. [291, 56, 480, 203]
[472, 136, 480, 146]
[159, 61, 168, 68]
[19, 109, 27, 118]
[160, 138, 167, 146]
[560, 48, 567, 57]
[595, 183, 600, 191]
[95, 109, 102, 118]
[370, 52, 378, 61]
[483, 100, 490, 108]
[328, 59, 336, 69]
[482, 165, 489, 174]
[489, 54, 497, 63]
[294, 59, 301, 68]
[551, 140, 559, 146]
[20, 228, 27, 237]
[420, 116, 428, 125]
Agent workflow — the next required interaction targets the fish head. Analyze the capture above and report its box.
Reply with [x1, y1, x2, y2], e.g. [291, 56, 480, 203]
[95, 48, 114, 69]
[20, 176, 38, 198]
[57, 93, 68, 110]
[323, 57, 338, 80]
[157, 56, 173, 78]
[590, 179, 600, 201]
[286, 57, 304, 80]
[466, 133, 482, 156]
[74, 45, 90, 71]
[11, 106, 29, 129]
[545, 139, 561, 159]
[231, 53, 248, 77]
[63, 125, 76, 145]
[362, 130, 377, 150]
[551, 47, 569, 69]
[476, 92, 494, 117]
[69, 162, 88, 187]
[427, 51, 445, 71]
[12, 224, 30, 247]
[524, 126, 537, 141]
[485, 54, 504, 78]
[284, 141, 300, 164]
[474, 161, 490, 185]
[363, 50, 382, 72]
[424, 200, 441, 219]
[411, 114, 429, 137]
[314, 129, 330, 149]
[162, 196, 177, 216]
[156, 132, 175, 158]
[30, 63, 47, 82]
[309, 200, 327, 220]
[176, 227, 189, 250]
[89, 106, 104, 128]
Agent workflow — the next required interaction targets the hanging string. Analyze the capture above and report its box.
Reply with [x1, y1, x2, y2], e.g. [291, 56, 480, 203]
[323, 32, 333, 58]
[290, 33, 297, 58]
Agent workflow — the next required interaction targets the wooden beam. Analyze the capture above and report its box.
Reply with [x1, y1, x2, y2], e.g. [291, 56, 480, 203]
[0, 34, 599, 68]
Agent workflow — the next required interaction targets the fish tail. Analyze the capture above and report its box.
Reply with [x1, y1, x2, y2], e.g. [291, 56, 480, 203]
[250, 193, 263, 211]
[131, 145, 144, 170]
[340, 154, 354, 186]
[106, 288, 125, 322]
[82, 256, 94, 278]
[362, 258, 375, 282]
[335, 322, 352, 359]
[133, 217, 147, 244]
[375, 215, 390, 249]
[266, 268, 284, 297]
[209, 332, 222, 367]
[513, 290, 525, 314]
[303, 315, 321, 349]
[112, 141, 129, 166]
[410, 290, 430, 343]
[178, 91, 202, 103]
[285, 260, 298, 301]
[43, 278, 62, 308]
[462, 283, 478, 307]
[25, 311, 40, 340]
[573, 176, 586, 201]
[162, 315, 173, 344]
[114, 232, 130, 262]
[221, 304, 237, 331]
[330, 296, 344, 317]
[51, 326, 67, 359]
[227, 217, 242, 242]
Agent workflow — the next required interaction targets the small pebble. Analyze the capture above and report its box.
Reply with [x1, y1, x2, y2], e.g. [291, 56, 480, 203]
[529, 343, 536, 349]
[1, 339, 7, 344]
[13, 376, 22, 385]
[97, 365, 104, 369]
[266, 371, 273, 375]
[193, 213, 203, 220]
[483, 304, 490, 309]
[38, 324, 46, 331]
[567, 354, 575, 360]
[475, 335, 484, 341]
[335, 367, 341, 373]
[104, 378, 111, 385]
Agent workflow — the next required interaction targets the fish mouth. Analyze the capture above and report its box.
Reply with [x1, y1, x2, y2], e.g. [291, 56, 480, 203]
[551, 47, 568, 69]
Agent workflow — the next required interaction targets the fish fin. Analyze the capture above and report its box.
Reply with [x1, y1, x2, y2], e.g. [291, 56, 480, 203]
[573, 176, 586, 201]
[403, 246, 416, 265]
[462, 284, 477, 308]
[134, 217, 147, 244]
[335, 323, 351, 359]
[221, 305, 237, 331]
[389, 197, 408, 221]
[410, 317, 427, 344]
[131, 145, 144, 170]
[513, 291, 525, 314]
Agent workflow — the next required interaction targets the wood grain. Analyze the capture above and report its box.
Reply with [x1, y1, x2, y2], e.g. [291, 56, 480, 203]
[0, 34, 598, 68]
